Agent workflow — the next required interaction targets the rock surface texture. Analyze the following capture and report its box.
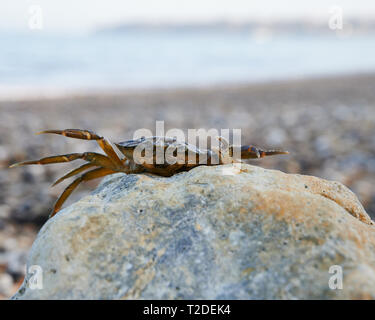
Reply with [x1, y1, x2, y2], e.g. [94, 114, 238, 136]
[13, 164, 375, 299]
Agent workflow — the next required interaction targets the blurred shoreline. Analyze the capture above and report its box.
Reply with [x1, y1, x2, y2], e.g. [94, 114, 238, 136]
[1, 72, 375, 299]
[1, 71, 375, 102]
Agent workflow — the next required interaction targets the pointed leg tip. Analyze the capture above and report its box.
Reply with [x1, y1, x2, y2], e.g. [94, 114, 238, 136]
[48, 211, 57, 219]
[36, 130, 62, 135]
[35, 130, 50, 135]
[51, 180, 62, 187]
[9, 163, 21, 168]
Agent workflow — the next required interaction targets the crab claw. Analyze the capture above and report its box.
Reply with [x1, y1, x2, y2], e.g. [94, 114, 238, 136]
[241, 145, 288, 159]
[241, 146, 260, 158]
[264, 150, 289, 156]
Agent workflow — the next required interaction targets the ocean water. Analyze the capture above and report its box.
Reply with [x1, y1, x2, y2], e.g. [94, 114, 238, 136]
[1, 29, 375, 95]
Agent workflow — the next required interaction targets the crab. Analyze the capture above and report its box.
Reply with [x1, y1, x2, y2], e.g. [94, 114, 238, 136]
[10, 129, 288, 217]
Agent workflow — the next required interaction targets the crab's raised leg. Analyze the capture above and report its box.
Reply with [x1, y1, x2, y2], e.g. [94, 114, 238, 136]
[51, 167, 114, 217]
[51, 160, 141, 217]
[52, 163, 96, 186]
[240, 145, 289, 159]
[10, 152, 118, 170]
[37, 129, 124, 168]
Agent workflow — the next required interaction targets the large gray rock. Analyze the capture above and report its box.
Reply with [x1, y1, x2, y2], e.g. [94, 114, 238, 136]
[13, 164, 375, 299]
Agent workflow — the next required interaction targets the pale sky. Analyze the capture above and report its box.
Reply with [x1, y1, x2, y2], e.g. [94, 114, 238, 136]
[1, 0, 374, 32]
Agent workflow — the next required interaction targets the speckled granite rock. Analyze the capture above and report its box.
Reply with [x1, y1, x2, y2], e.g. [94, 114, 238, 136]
[12, 164, 375, 299]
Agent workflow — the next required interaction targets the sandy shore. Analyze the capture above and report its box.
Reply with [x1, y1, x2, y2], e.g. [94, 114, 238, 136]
[1, 72, 375, 298]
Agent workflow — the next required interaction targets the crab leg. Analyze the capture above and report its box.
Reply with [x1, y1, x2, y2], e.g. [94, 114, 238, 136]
[10, 152, 117, 170]
[240, 145, 289, 159]
[52, 163, 96, 187]
[37, 129, 124, 168]
[50, 167, 114, 217]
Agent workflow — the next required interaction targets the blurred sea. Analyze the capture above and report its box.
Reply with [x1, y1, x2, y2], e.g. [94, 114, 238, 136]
[1, 28, 375, 97]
